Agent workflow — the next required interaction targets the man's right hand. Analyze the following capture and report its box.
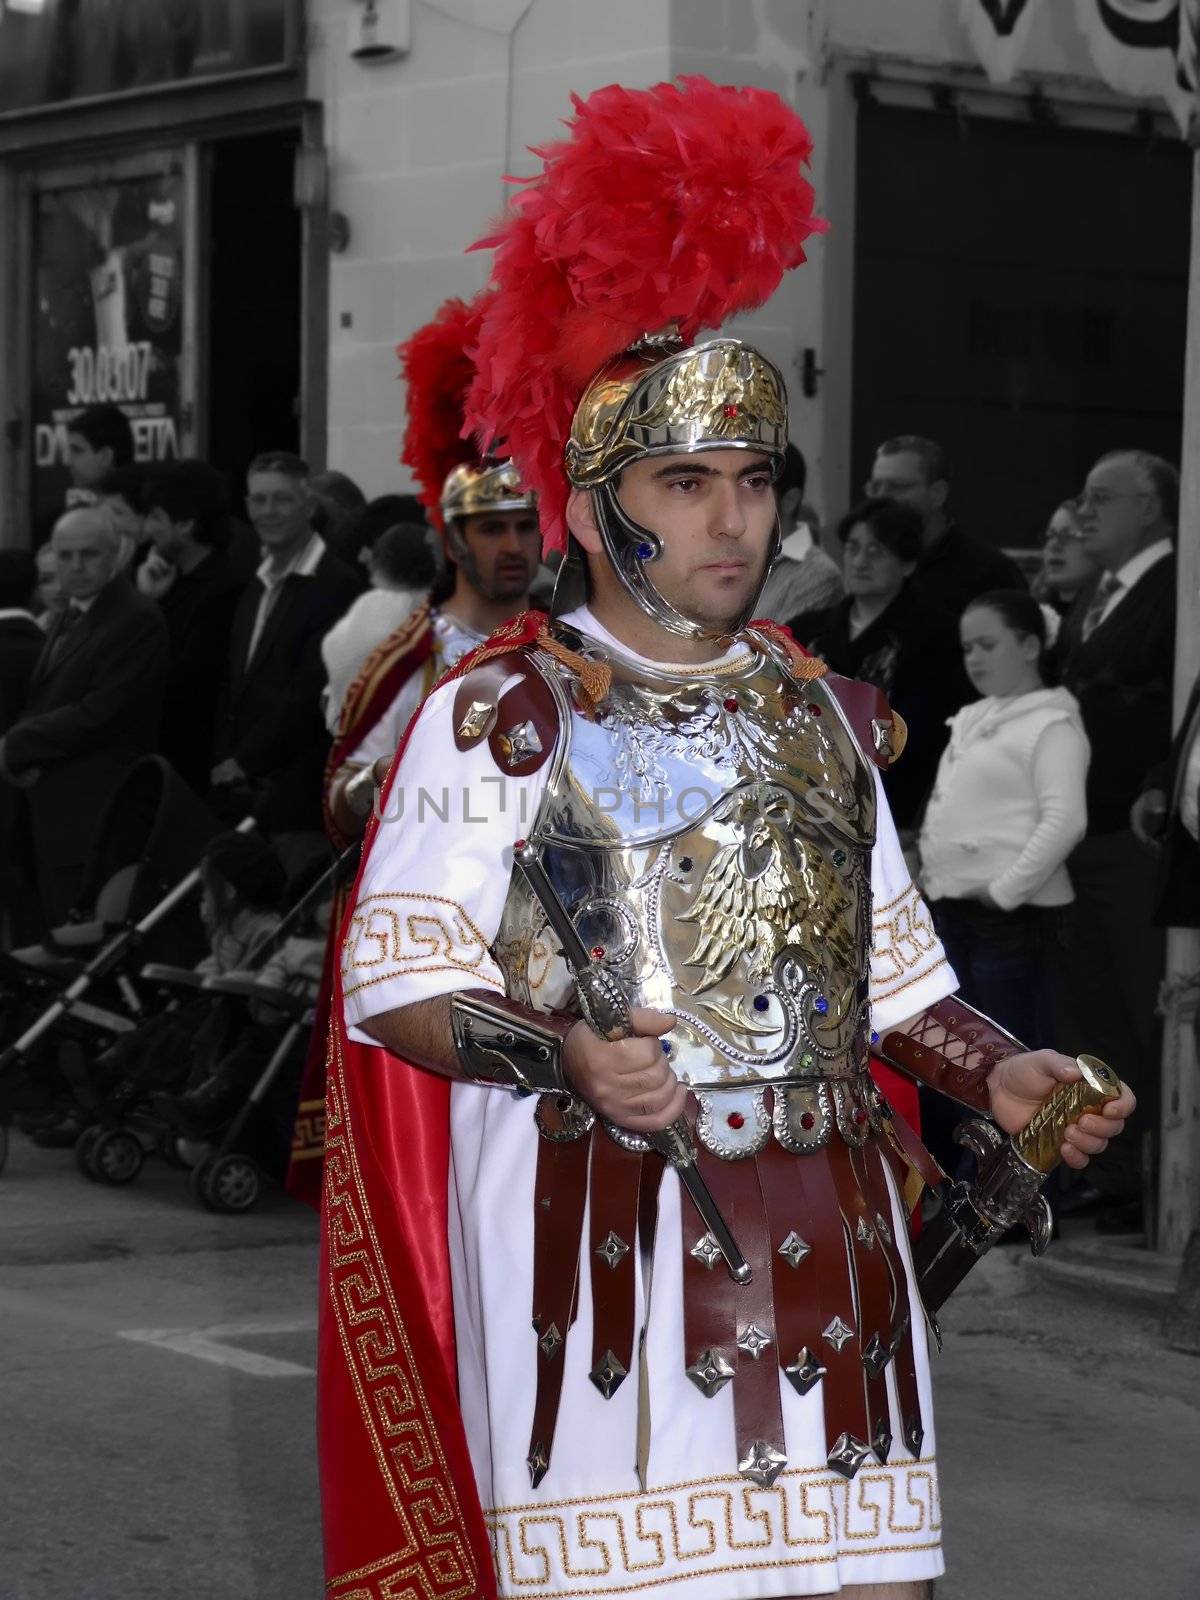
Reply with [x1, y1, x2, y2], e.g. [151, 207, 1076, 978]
[1130, 788, 1169, 853]
[563, 1007, 684, 1132]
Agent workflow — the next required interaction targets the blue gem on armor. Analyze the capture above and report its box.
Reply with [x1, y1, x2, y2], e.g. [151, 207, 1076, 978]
[661, 1040, 672, 1055]
[832, 848, 847, 866]
[871, 1030, 880, 1044]
[815, 996, 829, 1015]
[753, 994, 770, 1013]
[635, 541, 654, 560]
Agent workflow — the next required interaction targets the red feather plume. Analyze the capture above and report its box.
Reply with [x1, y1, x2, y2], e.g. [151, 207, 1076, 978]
[465, 76, 825, 553]
[399, 295, 485, 528]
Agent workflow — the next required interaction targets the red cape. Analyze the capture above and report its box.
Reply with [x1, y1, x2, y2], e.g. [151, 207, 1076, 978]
[316, 612, 921, 1593]
[285, 606, 437, 1209]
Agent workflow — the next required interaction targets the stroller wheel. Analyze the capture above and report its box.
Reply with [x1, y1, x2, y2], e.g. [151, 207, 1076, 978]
[74, 1125, 103, 1180]
[91, 1128, 145, 1186]
[157, 1129, 191, 1170]
[194, 1153, 262, 1215]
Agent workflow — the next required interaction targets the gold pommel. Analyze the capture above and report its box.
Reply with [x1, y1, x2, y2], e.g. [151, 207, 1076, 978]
[441, 459, 535, 524]
[1014, 1054, 1122, 1176]
[565, 337, 788, 489]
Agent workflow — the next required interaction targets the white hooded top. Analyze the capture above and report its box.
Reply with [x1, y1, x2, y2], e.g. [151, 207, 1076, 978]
[918, 686, 1090, 910]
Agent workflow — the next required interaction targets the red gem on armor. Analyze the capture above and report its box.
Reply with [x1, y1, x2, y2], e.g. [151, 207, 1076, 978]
[853, 1108, 867, 1125]
[806, 703, 822, 717]
[800, 1112, 816, 1130]
[723, 403, 740, 418]
[723, 696, 739, 712]
[727, 1112, 745, 1129]
[514, 838, 527, 850]
[591, 945, 606, 960]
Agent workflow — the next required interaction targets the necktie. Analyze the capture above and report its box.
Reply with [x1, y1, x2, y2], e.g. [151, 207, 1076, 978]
[47, 604, 84, 670]
[1080, 572, 1122, 642]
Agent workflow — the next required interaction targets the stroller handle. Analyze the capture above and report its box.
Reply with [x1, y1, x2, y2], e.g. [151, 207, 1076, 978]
[0, 816, 258, 1070]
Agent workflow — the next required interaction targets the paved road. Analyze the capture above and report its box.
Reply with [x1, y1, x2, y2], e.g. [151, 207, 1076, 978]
[1, 1134, 1198, 1600]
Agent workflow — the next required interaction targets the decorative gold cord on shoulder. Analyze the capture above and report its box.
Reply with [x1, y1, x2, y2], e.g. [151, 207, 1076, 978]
[535, 627, 613, 711]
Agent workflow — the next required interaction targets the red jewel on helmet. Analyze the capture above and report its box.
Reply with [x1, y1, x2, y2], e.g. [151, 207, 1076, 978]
[727, 1112, 745, 1129]
[514, 838, 527, 850]
[853, 1108, 867, 1125]
[800, 1112, 816, 1130]
[806, 703, 822, 717]
[723, 403, 740, 418]
[590, 945, 606, 961]
[723, 696, 739, 713]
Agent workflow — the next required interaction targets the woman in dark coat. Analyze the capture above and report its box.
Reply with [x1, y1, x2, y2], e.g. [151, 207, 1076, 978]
[789, 498, 968, 833]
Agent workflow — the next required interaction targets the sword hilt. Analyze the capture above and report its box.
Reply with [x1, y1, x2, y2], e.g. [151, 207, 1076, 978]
[1012, 1053, 1122, 1175]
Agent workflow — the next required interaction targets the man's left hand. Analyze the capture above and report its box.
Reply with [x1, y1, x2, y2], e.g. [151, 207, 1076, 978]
[987, 1051, 1136, 1170]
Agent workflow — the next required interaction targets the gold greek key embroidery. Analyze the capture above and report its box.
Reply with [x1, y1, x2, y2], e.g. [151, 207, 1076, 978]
[291, 1099, 326, 1160]
[343, 892, 499, 998]
[324, 1030, 483, 1600]
[487, 1460, 940, 1597]
[871, 881, 943, 1000]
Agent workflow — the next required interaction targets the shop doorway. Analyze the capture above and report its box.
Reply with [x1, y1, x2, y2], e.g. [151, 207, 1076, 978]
[205, 126, 302, 498]
[851, 101, 1190, 552]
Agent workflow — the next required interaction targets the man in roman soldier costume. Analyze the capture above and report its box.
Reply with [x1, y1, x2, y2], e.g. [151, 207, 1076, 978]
[285, 295, 538, 1203]
[320, 79, 1134, 1599]
[323, 293, 540, 846]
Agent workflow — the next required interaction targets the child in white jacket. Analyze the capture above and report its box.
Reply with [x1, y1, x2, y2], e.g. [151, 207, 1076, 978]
[919, 589, 1090, 1048]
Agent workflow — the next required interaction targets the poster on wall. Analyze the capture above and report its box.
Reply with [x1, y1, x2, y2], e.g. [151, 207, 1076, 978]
[0, 0, 297, 118]
[32, 165, 187, 534]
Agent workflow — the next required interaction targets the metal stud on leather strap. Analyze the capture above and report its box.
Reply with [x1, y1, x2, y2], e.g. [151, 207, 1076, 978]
[589, 1349, 628, 1399]
[861, 1331, 889, 1378]
[685, 1347, 734, 1397]
[783, 1346, 826, 1396]
[738, 1438, 787, 1488]
[905, 1416, 925, 1457]
[595, 1230, 629, 1268]
[690, 1232, 723, 1270]
[736, 1322, 772, 1360]
[526, 1440, 550, 1487]
[822, 1314, 855, 1353]
[872, 1417, 893, 1465]
[777, 1230, 811, 1267]
[827, 1431, 873, 1479]
[538, 1322, 563, 1358]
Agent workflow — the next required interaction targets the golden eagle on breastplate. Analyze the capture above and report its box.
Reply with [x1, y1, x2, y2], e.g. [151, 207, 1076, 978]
[679, 807, 858, 995]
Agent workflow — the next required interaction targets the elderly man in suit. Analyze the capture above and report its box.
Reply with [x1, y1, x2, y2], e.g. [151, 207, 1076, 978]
[1056, 448, 1179, 1234]
[211, 451, 361, 874]
[0, 507, 168, 925]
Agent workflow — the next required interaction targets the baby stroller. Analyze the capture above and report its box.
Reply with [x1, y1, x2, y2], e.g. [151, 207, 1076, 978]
[0, 757, 238, 1175]
[90, 844, 357, 1212]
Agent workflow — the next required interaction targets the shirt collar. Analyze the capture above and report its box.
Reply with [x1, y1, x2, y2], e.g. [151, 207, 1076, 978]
[256, 531, 325, 588]
[778, 521, 815, 563]
[1109, 538, 1173, 593]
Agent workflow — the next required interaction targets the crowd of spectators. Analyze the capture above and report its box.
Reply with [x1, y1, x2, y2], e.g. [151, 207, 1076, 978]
[0, 401, 1188, 1236]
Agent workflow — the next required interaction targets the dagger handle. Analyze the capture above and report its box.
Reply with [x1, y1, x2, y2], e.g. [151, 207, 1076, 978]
[1013, 1054, 1122, 1176]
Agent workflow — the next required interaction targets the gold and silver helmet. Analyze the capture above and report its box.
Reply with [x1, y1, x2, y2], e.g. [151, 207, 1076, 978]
[440, 458, 535, 528]
[562, 334, 789, 637]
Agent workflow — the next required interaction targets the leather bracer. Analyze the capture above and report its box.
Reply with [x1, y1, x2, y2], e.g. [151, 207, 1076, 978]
[450, 989, 577, 1095]
[876, 997, 1027, 1113]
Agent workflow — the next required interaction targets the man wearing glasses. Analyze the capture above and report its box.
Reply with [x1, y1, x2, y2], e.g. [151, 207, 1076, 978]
[866, 434, 1025, 619]
[1057, 448, 1179, 1236]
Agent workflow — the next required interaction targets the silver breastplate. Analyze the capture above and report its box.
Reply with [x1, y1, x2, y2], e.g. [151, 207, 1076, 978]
[493, 634, 878, 1089]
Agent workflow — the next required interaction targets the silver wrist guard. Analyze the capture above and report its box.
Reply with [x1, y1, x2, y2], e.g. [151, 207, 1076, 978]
[343, 765, 377, 819]
[450, 989, 576, 1095]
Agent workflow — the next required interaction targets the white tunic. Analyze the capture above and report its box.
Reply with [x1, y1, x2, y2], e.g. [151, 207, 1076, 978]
[344, 608, 958, 1598]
